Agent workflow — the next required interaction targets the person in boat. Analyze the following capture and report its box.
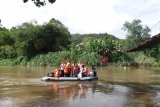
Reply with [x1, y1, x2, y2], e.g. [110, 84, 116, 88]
[47, 71, 54, 77]
[78, 61, 82, 69]
[60, 61, 65, 77]
[72, 61, 79, 77]
[70, 61, 75, 77]
[64, 60, 71, 77]
[54, 67, 61, 78]
[77, 61, 84, 74]
[47, 67, 61, 77]
[91, 65, 97, 76]
[80, 64, 89, 77]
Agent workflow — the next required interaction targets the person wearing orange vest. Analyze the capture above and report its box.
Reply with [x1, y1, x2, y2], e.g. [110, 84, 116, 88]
[64, 60, 71, 77]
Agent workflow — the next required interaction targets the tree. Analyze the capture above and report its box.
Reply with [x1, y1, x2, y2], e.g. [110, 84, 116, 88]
[12, 18, 71, 57]
[122, 19, 151, 48]
[23, 0, 56, 7]
[0, 27, 14, 46]
[0, 27, 16, 58]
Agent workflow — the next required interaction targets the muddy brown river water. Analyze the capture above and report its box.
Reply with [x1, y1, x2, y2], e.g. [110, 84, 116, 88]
[0, 66, 160, 107]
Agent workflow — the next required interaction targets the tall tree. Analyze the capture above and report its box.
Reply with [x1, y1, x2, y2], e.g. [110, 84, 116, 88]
[122, 19, 151, 48]
[0, 27, 14, 46]
[0, 27, 16, 58]
[13, 18, 71, 57]
[23, 0, 56, 7]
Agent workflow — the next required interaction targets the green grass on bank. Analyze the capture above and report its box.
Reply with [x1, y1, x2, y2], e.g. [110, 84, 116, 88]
[0, 59, 16, 66]
[0, 51, 159, 67]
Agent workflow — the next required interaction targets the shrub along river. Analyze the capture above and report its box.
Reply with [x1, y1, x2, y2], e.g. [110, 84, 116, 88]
[0, 66, 160, 107]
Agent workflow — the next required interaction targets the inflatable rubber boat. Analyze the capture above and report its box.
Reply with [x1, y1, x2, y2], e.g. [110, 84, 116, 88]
[41, 76, 98, 81]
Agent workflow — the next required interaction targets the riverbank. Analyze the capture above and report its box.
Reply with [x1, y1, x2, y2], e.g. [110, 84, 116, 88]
[0, 55, 159, 67]
[1, 49, 160, 67]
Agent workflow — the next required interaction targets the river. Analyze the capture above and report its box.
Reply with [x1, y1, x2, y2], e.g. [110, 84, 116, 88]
[0, 66, 160, 107]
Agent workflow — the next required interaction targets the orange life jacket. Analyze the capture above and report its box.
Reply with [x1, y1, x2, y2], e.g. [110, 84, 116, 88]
[86, 67, 89, 74]
[64, 68, 69, 74]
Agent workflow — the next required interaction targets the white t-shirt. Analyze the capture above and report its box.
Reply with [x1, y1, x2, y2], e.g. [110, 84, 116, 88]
[60, 64, 65, 70]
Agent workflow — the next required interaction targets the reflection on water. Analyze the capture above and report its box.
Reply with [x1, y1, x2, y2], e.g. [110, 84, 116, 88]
[0, 66, 160, 107]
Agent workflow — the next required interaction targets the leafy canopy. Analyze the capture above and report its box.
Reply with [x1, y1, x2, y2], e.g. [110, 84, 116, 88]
[11, 18, 71, 57]
[122, 19, 151, 48]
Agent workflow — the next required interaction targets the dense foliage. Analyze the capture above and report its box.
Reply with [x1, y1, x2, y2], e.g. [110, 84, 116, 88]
[0, 27, 16, 58]
[0, 18, 71, 58]
[122, 19, 151, 48]
[0, 19, 159, 66]
[71, 33, 118, 45]
[144, 45, 160, 62]
[122, 19, 159, 66]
